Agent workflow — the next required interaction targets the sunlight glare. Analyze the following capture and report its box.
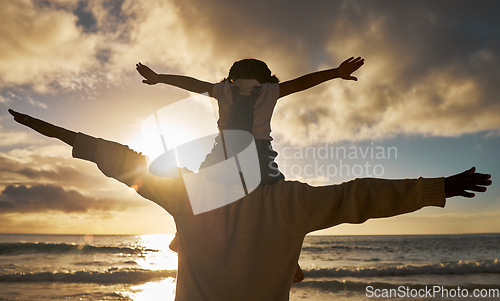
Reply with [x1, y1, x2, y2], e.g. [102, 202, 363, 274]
[137, 94, 219, 172]
[116, 234, 178, 301]
[120, 277, 176, 301]
[134, 234, 178, 271]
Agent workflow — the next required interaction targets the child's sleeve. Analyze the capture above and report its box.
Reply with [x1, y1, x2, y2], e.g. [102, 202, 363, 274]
[212, 82, 227, 100]
[265, 83, 280, 102]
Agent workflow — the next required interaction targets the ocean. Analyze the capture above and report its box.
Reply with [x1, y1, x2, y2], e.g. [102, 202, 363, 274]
[0, 233, 498, 300]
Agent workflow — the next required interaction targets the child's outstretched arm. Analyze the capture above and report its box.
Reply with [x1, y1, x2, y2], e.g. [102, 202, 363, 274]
[279, 57, 364, 98]
[136, 63, 214, 96]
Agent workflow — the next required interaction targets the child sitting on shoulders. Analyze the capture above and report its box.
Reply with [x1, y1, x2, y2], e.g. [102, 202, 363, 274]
[136, 56, 365, 283]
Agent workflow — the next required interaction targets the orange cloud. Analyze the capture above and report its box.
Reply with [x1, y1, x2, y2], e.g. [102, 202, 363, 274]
[0, 1, 100, 92]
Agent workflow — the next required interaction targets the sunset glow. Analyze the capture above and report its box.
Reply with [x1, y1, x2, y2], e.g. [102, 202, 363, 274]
[0, 0, 498, 235]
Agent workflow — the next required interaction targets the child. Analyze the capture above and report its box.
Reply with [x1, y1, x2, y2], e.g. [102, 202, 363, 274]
[136, 57, 364, 183]
[136, 56, 364, 283]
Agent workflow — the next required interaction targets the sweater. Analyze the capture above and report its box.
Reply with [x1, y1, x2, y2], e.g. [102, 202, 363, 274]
[72, 132, 446, 300]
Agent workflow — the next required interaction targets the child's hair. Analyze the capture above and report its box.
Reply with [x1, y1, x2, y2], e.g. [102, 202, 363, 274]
[222, 59, 279, 84]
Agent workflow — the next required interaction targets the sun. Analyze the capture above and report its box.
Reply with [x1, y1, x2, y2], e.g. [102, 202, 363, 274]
[129, 94, 219, 172]
[140, 115, 196, 161]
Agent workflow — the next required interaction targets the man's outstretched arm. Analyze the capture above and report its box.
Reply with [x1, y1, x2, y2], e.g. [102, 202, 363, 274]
[278, 168, 491, 233]
[9, 109, 189, 214]
[9, 109, 76, 146]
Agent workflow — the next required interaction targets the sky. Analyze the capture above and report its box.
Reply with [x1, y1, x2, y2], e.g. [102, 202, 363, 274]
[0, 0, 499, 235]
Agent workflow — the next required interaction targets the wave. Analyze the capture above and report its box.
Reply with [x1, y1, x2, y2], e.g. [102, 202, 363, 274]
[304, 259, 500, 278]
[0, 268, 176, 284]
[6, 260, 490, 284]
[301, 245, 380, 253]
[72, 260, 137, 266]
[0, 242, 156, 256]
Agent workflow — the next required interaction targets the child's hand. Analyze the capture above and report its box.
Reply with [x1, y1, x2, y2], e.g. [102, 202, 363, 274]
[338, 57, 364, 81]
[136, 62, 159, 85]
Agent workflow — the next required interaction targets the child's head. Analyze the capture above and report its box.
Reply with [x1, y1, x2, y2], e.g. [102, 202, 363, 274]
[224, 59, 279, 84]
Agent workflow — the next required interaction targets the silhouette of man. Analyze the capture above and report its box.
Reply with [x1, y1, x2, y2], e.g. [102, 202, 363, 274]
[8, 109, 492, 300]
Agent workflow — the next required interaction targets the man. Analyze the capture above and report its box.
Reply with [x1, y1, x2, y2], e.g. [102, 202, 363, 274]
[8, 109, 491, 300]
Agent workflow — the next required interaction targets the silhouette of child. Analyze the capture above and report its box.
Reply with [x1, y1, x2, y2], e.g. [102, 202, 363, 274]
[136, 57, 364, 182]
[136, 57, 365, 283]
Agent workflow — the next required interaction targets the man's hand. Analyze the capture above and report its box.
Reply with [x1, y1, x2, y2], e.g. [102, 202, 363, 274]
[337, 57, 364, 81]
[8, 109, 30, 125]
[444, 167, 492, 198]
[136, 62, 159, 85]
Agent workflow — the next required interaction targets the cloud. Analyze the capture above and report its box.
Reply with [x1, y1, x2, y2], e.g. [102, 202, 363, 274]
[0, 149, 76, 184]
[0, 184, 132, 213]
[0, 146, 173, 233]
[1, 0, 499, 142]
[0, 0, 101, 92]
[268, 0, 500, 145]
[0, 116, 33, 147]
[0, 148, 134, 196]
[0, 0, 229, 94]
[117, 0, 500, 144]
[0, 95, 10, 104]
[0, 131, 32, 148]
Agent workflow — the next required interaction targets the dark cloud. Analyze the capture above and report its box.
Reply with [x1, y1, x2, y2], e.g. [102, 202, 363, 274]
[0, 184, 129, 213]
[16, 166, 76, 182]
[74, 1, 98, 33]
[0, 154, 100, 187]
[0, 156, 19, 175]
